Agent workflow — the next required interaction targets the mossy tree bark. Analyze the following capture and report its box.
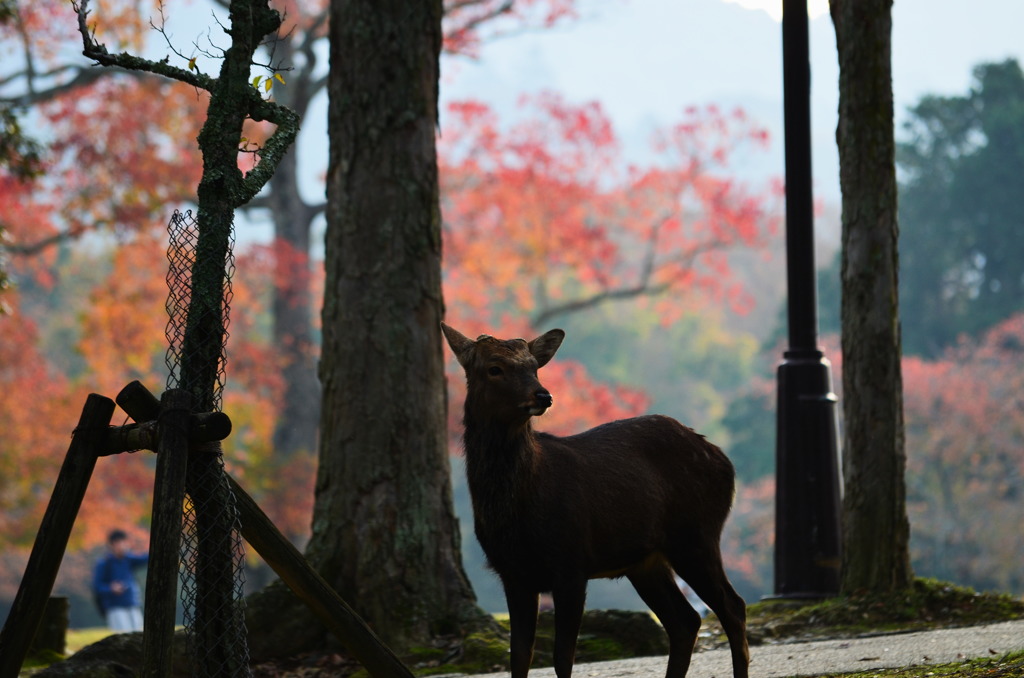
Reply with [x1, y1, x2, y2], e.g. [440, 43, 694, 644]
[831, 0, 914, 593]
[299, 0, 490, 654]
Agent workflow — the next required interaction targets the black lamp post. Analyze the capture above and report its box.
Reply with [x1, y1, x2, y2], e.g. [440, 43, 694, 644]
[774, 0, 842, 597]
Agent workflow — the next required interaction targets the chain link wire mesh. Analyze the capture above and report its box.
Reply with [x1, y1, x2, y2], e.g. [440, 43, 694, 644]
[166, 209, 235, 410]
[165, 208, 251, 677]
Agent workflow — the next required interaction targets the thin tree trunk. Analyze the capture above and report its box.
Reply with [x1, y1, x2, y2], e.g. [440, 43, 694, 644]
[831, 0, 913, 593]
[305, 0, 488, 652]
[267, 144, 320, 459]
[263, 31, 323, 459]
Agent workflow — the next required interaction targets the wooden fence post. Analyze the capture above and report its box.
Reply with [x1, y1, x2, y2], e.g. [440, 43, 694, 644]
[0, 394, 115, 678]
[141, 389, 192, 678]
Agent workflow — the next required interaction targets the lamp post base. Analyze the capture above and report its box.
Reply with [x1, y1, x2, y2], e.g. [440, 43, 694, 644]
[774, 349, 843, 597]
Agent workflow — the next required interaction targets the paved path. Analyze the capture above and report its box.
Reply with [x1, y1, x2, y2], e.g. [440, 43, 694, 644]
[472, 619, 1024, 678]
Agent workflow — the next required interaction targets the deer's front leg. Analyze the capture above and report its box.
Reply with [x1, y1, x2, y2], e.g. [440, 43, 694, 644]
[505, 582, 539, 678]
[552, 578, 587, 678]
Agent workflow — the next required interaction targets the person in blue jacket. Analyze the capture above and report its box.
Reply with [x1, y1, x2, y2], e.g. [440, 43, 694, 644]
[93, 529, 148, 631]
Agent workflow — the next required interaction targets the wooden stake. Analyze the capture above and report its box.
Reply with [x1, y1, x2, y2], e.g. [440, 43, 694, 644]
[0, 394, 115, 678]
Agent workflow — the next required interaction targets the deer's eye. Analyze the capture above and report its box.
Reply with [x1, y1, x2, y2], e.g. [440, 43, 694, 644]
[487, 365, 503, 377]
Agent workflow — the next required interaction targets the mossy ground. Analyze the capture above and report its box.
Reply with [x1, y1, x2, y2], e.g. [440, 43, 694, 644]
[37, 579, 1024, 678]
[699, 578, 1024, 650]
[406, 609, 664, 676]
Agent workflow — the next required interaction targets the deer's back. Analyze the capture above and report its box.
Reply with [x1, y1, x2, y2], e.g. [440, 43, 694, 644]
[539, 414, 734, 512]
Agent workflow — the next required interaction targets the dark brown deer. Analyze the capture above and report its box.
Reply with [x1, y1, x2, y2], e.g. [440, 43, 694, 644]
[442, 323, 748, 678]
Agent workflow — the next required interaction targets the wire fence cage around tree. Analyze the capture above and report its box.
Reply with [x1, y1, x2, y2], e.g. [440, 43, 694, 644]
[164, 208, 251, 677]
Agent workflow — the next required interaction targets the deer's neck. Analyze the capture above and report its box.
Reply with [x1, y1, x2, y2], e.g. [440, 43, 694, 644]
[462, 414, 540, 530]
[463, 417, 539, 476]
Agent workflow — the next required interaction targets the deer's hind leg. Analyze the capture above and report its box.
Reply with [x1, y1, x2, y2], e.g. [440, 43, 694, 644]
[666, 541, 749, 678]
[627, 556, 702, 678]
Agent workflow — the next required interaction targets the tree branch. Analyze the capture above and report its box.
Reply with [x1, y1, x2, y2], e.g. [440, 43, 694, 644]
[237, 98, 300, 204]
[309, 73, 329, 100]
[72, 0, 214, 91]
[3, 225, 90, 257]
[309, 200, 326, 221]
[530, 282, 672, 328]
[444, 0, 515, 36]
[298, 9, 329, 55]
[13, 4, 38, 100]
[529, 215, 734, 328]
[72, 0, 298, 208]
[444, 0, 511, 14]
[0, 65, 166, 108]
[242, 194, 273, 211]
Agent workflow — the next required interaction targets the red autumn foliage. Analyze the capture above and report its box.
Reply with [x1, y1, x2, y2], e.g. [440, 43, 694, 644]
[900, 315, 1024, 592]
[809, 322, 1024, 594]
[439, 93, 779, 333]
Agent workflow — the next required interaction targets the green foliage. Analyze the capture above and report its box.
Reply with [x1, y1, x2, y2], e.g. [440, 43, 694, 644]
[896, 59, 1024, 356]
[718, 386, 775, 483]
[817, 250, 842, 338]
[817, 59, 1024, 357]
[0, 106, 43, 182]
[0, 102, 44, 310]
[555, 304, 760, 439]
[21, 648, 66, 669]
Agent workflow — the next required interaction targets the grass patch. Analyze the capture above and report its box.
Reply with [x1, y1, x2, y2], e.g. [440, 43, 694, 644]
[19, 649, 63, 670]
[803, 649, 1024, 678]
[15, 628, 112, 674]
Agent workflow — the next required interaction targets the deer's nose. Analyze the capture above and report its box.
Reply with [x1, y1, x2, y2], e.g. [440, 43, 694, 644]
[535, 390, 553, 409]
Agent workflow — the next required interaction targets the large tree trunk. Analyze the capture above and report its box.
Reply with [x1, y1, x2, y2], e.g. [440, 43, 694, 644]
[831, 0, 913, 593]
[302, 0, 486, 652]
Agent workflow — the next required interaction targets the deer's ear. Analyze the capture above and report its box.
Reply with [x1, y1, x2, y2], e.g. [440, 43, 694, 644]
[528, 329, 565, 368]
[441, 323, 475, 368]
